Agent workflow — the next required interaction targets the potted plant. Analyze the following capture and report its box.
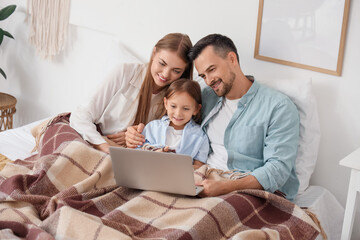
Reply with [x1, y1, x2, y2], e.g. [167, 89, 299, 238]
[0, 4, 16, 79]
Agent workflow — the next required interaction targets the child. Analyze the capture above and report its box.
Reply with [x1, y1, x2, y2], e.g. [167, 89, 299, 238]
[140, 78, 209, 169]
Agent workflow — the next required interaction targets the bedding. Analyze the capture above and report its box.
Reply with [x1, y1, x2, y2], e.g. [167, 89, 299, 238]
[294, 186, 344, 240]
[0, 114, 321, 239]
[0, 115, 344, 240]
[0, 39, 344, 239]
[0, 118, 45, 161]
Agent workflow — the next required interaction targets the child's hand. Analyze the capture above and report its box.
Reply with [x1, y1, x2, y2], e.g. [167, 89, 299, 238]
[155, 146, 170, 152]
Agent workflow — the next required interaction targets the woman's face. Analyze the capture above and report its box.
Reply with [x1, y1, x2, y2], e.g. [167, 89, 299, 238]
[151, 49, 187, 93]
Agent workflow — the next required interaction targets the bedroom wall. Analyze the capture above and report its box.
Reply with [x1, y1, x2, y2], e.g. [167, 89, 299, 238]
[1, 0, 359, 238]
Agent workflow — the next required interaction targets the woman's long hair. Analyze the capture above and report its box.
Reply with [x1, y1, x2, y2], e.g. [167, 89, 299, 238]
[133, 33, 193, 125]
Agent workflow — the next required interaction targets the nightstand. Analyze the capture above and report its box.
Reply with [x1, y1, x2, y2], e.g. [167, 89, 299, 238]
[339, 148, 360, 240]
[0, 92, 17, 131]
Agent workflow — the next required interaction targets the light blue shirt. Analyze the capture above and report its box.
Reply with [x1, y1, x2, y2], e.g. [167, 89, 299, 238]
[201, 79, 300, 201]
[141, 116, 209, 163]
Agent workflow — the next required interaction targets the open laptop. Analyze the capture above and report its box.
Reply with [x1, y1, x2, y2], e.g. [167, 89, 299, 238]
[109, 147, 204, 196]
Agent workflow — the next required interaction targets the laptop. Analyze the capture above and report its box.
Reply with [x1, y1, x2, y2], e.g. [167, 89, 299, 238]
[109, 147, 204, 196]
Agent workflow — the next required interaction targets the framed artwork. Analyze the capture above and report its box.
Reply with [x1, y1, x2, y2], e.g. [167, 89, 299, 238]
[254, 0, 350, 76]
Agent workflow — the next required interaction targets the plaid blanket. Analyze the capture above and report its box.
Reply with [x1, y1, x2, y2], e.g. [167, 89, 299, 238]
[0, 114, 320, 240]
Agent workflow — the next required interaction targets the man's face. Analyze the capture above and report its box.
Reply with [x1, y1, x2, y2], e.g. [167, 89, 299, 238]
[194, 46, 235, 97]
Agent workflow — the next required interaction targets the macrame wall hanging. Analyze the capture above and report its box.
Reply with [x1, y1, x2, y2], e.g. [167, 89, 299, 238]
[27, 0, 71, 59]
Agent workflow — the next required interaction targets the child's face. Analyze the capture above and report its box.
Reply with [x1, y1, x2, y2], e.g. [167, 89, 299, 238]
[164, 92, 200, 130]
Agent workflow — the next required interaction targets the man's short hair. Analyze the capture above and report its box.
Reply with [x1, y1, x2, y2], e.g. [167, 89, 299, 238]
[188, 34, 239, 63]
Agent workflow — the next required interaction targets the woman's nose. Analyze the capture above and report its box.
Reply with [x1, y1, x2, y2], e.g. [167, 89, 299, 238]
[163, 68, 171, 79]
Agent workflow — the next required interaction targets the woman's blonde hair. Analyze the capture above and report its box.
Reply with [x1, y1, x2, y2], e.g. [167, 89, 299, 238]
[133, 33, 193, 125]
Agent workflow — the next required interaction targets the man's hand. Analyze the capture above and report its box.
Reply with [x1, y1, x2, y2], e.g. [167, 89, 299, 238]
[125, 123, 145, 148]
[193, 160, 204, 170]
[198, 175, 263, 197]
[198, 179, 230, 197]
[106, 130, 127, 147]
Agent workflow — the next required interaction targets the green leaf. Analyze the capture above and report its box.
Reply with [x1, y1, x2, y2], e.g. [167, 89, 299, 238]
[0, 28, 14, 45]
[0, 28, 3, 45]
[0, 5, 16, 21]
[3, 30, 14, 39]
[0, 68, 6, 79]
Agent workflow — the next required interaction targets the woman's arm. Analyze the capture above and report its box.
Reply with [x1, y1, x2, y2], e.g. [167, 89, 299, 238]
[106, 130, 127, 147]
[93, 135, 125, 153]
[70, 64, 130, 145]
[93, 143, 110, 154]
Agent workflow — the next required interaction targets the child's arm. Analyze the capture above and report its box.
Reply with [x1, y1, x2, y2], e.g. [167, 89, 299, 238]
[192, 131, 210, 169]
[193, 160, 204, 170]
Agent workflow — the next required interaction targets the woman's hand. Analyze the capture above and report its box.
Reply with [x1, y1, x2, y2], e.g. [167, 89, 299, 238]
[107, 130, 127, 147]
[93, 143, 110, 154]
[125, 123, 145, 148]
[94, 135, 127, 154]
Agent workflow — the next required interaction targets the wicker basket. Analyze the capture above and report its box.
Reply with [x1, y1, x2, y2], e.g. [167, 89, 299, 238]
[0, 92, 17, 131]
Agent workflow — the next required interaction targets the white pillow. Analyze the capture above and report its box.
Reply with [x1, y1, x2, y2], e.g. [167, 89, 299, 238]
[258, 78, 321, 194]
[79, 38, 144, 106]
[100, 38, 143, 80]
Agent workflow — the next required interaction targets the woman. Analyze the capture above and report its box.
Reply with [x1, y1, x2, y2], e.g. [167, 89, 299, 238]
[70, 33, 193, 153]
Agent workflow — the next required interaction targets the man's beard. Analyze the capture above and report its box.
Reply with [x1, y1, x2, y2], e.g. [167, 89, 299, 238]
[214, 72, 236, 97]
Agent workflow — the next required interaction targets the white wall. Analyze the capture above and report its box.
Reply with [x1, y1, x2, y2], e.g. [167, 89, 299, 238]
[1, 0, 360, 238]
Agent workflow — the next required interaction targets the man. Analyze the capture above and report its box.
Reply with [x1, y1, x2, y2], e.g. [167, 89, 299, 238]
[188, 34, 300, 201]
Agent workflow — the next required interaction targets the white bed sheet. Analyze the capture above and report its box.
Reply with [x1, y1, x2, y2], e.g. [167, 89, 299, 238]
[0, 119, 46, 160]
[0, 120, 344, 240]
[295, 185, 344, 240]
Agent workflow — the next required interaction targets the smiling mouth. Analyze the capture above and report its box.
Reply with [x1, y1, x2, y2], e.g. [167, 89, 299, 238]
[158, 74, 167, 82]
[211, 79, 222, 89]
[173, 117, 183, 121]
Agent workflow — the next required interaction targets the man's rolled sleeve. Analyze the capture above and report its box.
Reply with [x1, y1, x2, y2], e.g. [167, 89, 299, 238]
[251, 99, 299, 194]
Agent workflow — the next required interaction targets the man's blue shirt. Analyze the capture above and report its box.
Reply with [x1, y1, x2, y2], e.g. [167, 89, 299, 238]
[201, 79, 300, 201]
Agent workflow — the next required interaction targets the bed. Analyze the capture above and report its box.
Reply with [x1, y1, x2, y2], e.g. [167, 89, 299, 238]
[0, 39, 344, 239]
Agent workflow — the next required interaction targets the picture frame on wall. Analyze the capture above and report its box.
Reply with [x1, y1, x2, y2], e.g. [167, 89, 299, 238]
[254, 0, 350, 76]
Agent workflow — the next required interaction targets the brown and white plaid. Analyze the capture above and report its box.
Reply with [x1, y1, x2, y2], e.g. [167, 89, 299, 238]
[0, 114, 320, 239]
